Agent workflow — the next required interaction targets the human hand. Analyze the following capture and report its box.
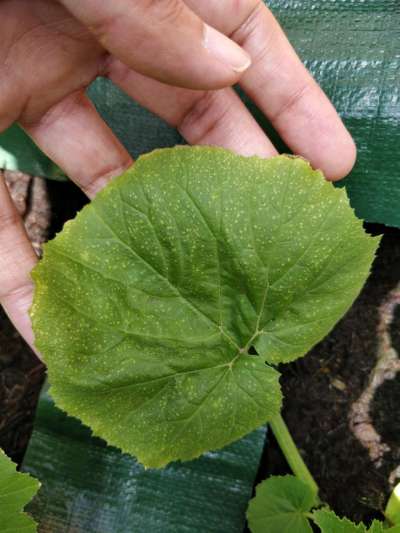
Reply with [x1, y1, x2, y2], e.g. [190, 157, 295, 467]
[0, 0, 356, 353]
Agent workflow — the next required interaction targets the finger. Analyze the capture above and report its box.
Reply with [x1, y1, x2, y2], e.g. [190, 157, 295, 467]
[185, 0, 356, 180]
[22, 92, 133, 199]
[57, 0, 251, 90]
[108, 59, 277, 158]
[0, 173, 38, 352]
[0, 72, 20, 132]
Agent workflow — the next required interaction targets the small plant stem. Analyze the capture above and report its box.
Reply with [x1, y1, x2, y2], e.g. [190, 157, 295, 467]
[270, 413, 320, 503]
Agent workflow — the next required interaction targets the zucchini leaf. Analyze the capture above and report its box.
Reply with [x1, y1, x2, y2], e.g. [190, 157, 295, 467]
[31, 147, 379, 467]
[310, 509, 399, 533]
[0, 449, 40, 532]
[247, 476, 399, 533]
[246, 475, 315, 533]
[312, 510, 368, 533]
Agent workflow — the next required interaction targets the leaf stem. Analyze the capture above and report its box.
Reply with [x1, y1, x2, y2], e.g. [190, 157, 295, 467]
[270, 413, 320, 503]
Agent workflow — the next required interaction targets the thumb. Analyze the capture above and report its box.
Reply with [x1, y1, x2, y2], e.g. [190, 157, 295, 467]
[58, 0, 252, 89]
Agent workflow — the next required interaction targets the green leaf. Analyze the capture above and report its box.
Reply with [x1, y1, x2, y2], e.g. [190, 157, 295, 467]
[367, 521, 384, 533]
[365, 520, 400, 533]
[312, 509, 366, 533]
[368, 520, 399, 533]
[385, 483, 400, 526]
[0, 124, 66, 180]
[31, 147, 379, 467]
[247, 475, 316, 533]
[247, 484, 391, 533]
[311, 511, 399, 533]
[0, 449, 40, 532]
[312, 509, 396, 533]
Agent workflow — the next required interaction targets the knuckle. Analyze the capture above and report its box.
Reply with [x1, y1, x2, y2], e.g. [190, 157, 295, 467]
[178, 91, 231, 144]
[0, 73, 21, 130]
[89, 1, 187, 50]
[89, 14, 120, 44]
[81, 161, 132, 199]
[140, 0, 186, 26]
[0, 280, 32, 304]
[231, 2, 280, 67]
[272, 83, 311, 122]
[0, 174, 25, 232]
[230, 0, 261, 28]
[231, 2, 264, 45]
[0, 205, 21, 231]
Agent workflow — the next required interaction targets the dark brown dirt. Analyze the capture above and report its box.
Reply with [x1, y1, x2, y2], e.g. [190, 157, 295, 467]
[0, 171, 86, 463]
[0, 309, 44, 464]
[260, 228, 400, 524]
[390, 306, 400, 354]
[0, 170, 48, 463]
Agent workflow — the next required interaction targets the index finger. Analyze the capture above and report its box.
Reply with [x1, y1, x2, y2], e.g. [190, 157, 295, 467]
[57, 0, 251, 90]
[185, 0, 356, 180]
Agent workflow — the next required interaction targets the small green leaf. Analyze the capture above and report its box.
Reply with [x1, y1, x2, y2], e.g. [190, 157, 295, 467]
[31, 147, 379, 467]
[0, 449, 40, 532]
[311, 509, 398, 533]
[312, 511, 398, 533]
[312, 509, 367, 533]
[365, 520, 400, 533]
[247, 475, 316, 533]
[367, 521, 384, 533]
[385, 483, 400, 526]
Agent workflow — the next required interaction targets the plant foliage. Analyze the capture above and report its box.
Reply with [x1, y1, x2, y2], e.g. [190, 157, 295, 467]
[0, 449, 40, 532]
[247, 475, 316, 533]
[0, 124, 66, 180]
[31, 147, 379, 467]
[247, 476, 400, 533]
[385, 483, 400, 526]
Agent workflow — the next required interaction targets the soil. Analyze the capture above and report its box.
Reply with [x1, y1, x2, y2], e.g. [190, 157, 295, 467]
[0, 308, 44, 464]
[0, 171, 86, 463]
[1, 171, 400, 525]
[391, 306, 400, 354]
[260, 227, 400, 524]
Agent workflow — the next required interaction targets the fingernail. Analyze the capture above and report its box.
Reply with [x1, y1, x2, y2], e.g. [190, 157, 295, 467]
[203, 24, 251, 73]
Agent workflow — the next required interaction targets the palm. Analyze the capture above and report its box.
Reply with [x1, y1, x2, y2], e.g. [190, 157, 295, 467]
[1, 0, 103, 127]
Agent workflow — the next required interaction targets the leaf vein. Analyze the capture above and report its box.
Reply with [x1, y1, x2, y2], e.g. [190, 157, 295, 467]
[91, 205, 221, 331]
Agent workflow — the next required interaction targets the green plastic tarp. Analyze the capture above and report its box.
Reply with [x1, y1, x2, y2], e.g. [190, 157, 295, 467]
[1, 1, 399, 226]
[269, 0, 400, 227]
[22, 393, 266, 533]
